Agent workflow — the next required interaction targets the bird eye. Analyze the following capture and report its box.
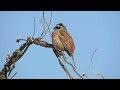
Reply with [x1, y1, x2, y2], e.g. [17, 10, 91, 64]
[53, 26, 60, 30]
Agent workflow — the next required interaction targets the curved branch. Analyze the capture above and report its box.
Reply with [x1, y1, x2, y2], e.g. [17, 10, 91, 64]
[85, 48, 98, 74]
[39, 11, 53, 39]
[58, 57, 73, 79]
[32, 16, 36, 38]
[53, 48, 73, 79]
[62, 54, 84, 79]
[0, 37, 33, 79]
[10, 72, 17, 79]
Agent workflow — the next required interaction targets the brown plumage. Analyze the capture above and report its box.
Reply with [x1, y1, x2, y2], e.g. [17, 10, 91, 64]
[52, 23, 76, 69]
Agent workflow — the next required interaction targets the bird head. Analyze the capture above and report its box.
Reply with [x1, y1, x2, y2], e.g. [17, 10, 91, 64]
[53, 23, 66, 30]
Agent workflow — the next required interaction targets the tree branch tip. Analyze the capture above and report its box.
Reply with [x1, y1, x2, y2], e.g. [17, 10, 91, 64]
[82, 74, 85, 76]
[16, 39, 20, 43]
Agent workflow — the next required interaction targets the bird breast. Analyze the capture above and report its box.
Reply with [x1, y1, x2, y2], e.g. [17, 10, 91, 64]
[52, 30, 65, 51]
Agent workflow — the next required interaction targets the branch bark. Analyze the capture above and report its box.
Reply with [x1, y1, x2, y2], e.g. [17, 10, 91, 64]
[0, 37, 54, 79]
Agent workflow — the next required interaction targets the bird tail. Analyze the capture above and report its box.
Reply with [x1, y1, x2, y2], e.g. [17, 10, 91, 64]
[72, 55, 76, 70]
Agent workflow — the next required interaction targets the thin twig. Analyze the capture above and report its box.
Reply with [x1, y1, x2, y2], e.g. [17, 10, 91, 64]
[40, 15, 47, 38]
[94, 73, 104, 79]
[32, 16, 36, 38]
[53, 48, 73, 79]
[40, 18, 44, 28]
[53, 48, 83, 79]
[8, 64, 15, 77]
[41, 11, 46, 39]
[43, 11, 45, 33]
[57, 57, 73, 79]
[16, 39, 27, 43]
[33, 38, 53, 48]
[44, 11, 53, 38]
[48, 11, 53, 37]
[6, 53, 10, 63]
[39, 18, 45, 38]
[39, 11, 47, 39]
[10, 72, 17, 79]
[85, 48, 98, 74]
[61, 52, 83, 79]
[82, 74, 90, 79]
[39, 11, 53, 39]
[62, 54, 84, 79]
[95, 72, 104, 79]
[84, 72, 104, 79]
[17, 38, 32, 61]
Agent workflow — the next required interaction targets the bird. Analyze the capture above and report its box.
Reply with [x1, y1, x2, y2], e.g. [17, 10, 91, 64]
[52, 23, 76, 69]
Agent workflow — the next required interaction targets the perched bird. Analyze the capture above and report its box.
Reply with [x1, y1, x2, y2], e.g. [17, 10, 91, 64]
[52, 23, 76, 69]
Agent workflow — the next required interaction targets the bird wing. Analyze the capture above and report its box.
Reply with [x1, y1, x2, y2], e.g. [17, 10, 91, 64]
[58, 30, 75, 57]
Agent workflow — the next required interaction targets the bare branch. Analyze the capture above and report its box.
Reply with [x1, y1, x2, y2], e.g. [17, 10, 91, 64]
[56, 51, 83, 79]
[6, 53, 10, 63]
[83, 72, 104, 79]
[0, 37, 33, 79]
[8, 64, 15, 77]
[62, 54, 84, 79]
[43, 11, 45, 33]
[40, 11, 46, 39]
[39, 18, 45, 38]
[0, 36, 54, 79]
[33, 38, 53, 48]
[52, 48, 83, 79]
[53, 48, 73, 79]
[10, 72, 17, 79]
[16, 39, 27, 43]
[96, 73, 104, 79]
[58, 57, 73, 79]
[39, 11, 53, 39]
[40, 18, 44, 28]
[82, 74, 90, 79]
[32, 16, 36, 38]
[47, 11, 53, 37]
[85, 48, 98, 74]
[39, 11, 46, 39]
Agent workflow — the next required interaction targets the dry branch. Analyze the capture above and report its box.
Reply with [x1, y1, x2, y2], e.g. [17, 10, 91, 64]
[0, 37, 33, 79]
[0, 37, 53, 79]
